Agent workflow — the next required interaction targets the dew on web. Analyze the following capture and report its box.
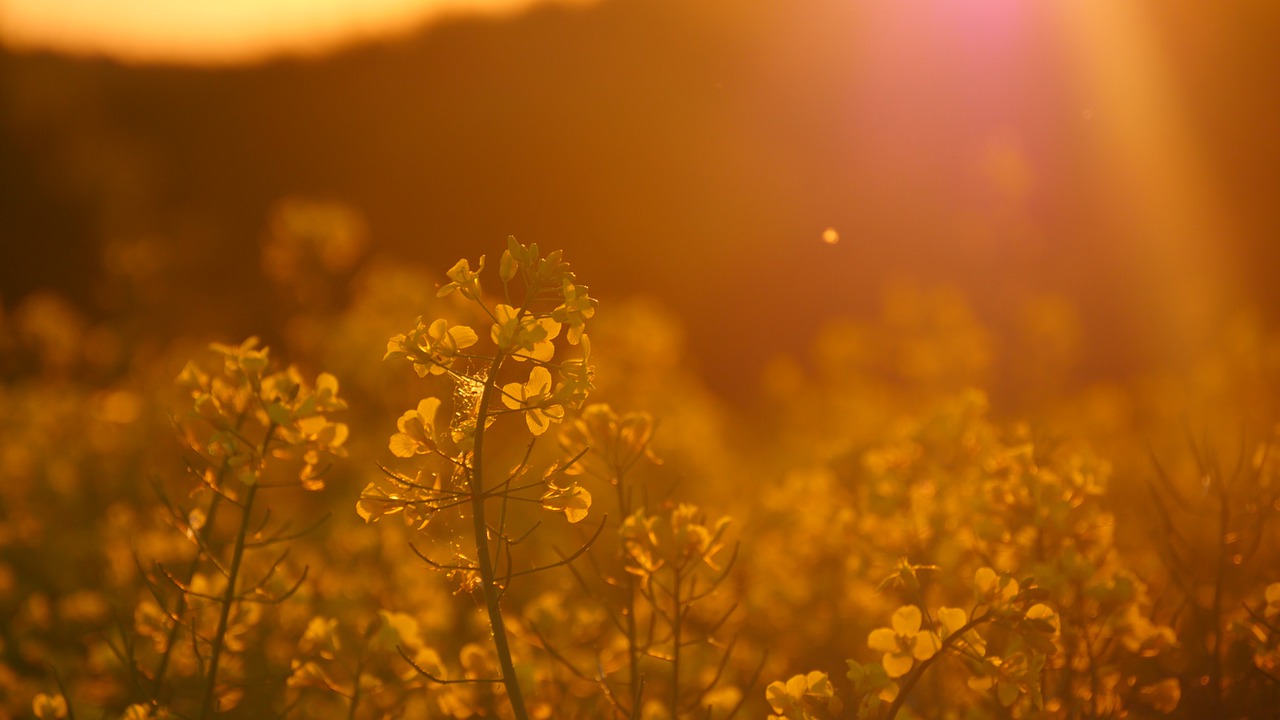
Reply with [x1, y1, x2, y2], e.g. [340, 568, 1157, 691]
[451, 359, 489, 428]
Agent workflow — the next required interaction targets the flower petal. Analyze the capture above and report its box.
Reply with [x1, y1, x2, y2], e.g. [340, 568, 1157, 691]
[938, 607, 967, 637]
[913, 631, 941, 661]
[868, 628, 898, 653]
[975, 567, 998, 596]
[892, 605, 923, 636]
[883, 653, 914, 678]
[389, 433, 420, 458]
[416, 397, 441, 423]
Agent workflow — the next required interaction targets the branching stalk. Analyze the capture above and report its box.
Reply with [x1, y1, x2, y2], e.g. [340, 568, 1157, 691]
[197, 423, 274, 720]
[884, 613, 987, 720]
[470, 349, 530, 720]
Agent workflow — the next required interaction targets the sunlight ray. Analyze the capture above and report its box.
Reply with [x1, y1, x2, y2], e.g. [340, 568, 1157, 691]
[1056, 0, 1238, 360]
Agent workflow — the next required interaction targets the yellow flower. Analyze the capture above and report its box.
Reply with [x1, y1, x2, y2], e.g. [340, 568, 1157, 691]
[670, 503, 731, 569]
[540, 481, 591, 523]
[1117, 603, 1177, 655]
[975, 567, 1019, 604]
[120, 704, 154, 720]
[966, 654, 1029, 707]
[491, 304, 561, 361]
[298, 616, 341, 658]
[937, 606, 967, 637]
[559, 403, 659, 479]
[1025, 603, 1060, 634]
[209, 336, 269, 375]
[555, 332, 594, 407]
[1266, 582, 1280, 620]
[868, 605, 942, 678]
[436, 256, 484, 299]
[765, 671, 840, 719]
[1139, 678, 1181, 714]
[501, 366, 564, 436]
[389, 398, 441, 457]
[621, 510, 662, 576]
[934, 606, 988, 656]
[553, 282, 597, 345]
[386, 318, 478, 376]
[499, 247, 518, 282]
[32, 694, 68, 720]
[424, 319, 479, 375]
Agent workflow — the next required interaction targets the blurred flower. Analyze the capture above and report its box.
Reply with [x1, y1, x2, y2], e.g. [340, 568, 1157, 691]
[32, 694, 67, 719]
[867, 606, 941, 678]
[389, 398, 441, 457]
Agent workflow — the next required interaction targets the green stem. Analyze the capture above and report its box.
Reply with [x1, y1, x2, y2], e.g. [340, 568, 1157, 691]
[615, 475, 642, 710]
[197, 424, 274, 720]
[347, 656, 365, 720]
[884, 614, 987, 720]
[197, 484, 257, 719]
[1210, 476, 1229, 713]
[155, 490, 222, 695]
[1078, 597, 1100, 720]
[670, 566, 683, 718]
[157, 412, 248, 697]
[471, 350, 529, 720]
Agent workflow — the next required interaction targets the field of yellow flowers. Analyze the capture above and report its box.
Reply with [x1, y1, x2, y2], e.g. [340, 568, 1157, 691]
[3, 204, 1280, 719]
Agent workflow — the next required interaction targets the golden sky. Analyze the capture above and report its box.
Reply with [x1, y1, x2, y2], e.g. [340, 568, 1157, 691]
[0, 0, 592, 64]
[0, 0, 1263, 384]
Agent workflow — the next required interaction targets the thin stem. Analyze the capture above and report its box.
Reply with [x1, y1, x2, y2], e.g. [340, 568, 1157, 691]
[470, 348, 530, 720]
[512, 517, 606, 579]
[615, 472, 642, 710]
[155, 488, 223, 695]
[1078, 593, 1100, 720]
[884, 613, 987, 720]
[1210, 460, 1230, 713]
[399, 645, 504, 684]
[197, 423, 274, 720]
[347, 655, 365, 720]
[670, 566, 683, 719]
[50, 664, 76, 720]
[197, 484, 256, 719]
[155, 407, 247, 695]
[154, 425, 247, 691]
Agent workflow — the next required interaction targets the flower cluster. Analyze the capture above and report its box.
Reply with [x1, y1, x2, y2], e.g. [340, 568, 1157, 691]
[759, 390, 1179, 719]
[177, 337, 349, 491]
[360, 238, 598, 538]
[621, 504, 730, 580]
[356, 239, 602, 716]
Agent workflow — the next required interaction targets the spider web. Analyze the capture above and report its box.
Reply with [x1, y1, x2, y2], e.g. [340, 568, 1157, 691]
[449, 358, 490, 430]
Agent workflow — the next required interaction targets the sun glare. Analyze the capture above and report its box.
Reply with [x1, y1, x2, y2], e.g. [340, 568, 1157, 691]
[1056, 0, 1237, 356]
[0, 0, 594, 64]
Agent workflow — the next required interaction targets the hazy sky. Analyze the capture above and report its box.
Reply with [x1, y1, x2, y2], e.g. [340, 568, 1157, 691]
[2, 0, 1273, 393]
[0, 0, 592, 63]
